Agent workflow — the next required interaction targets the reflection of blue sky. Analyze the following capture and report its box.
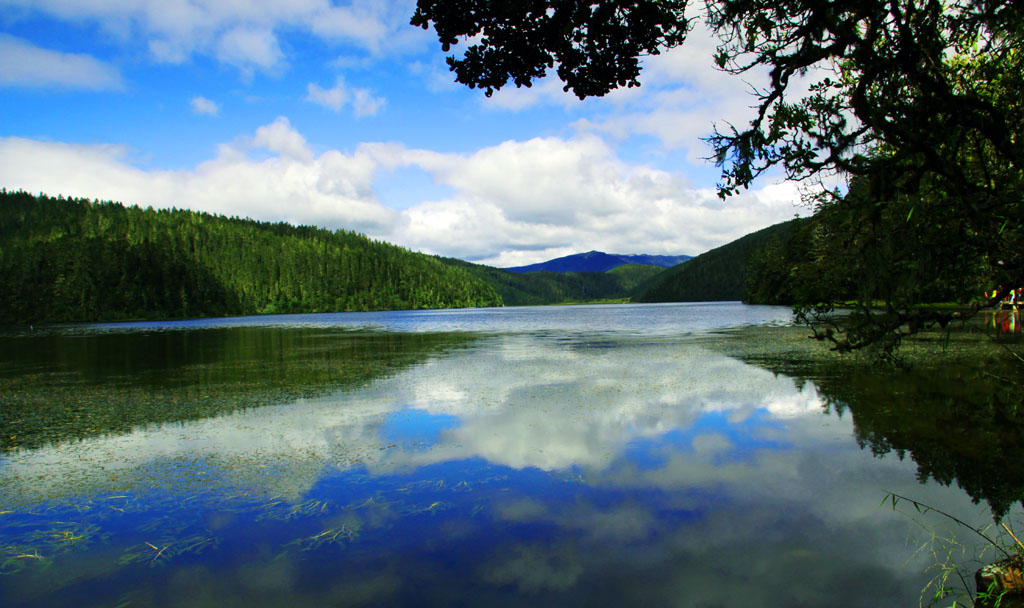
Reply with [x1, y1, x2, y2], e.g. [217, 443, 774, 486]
[381, 409, 460, 451]
[625, 410, 788, 471]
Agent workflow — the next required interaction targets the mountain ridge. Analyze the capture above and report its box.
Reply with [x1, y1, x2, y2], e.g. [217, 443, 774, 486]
[505, 250, 691, 274]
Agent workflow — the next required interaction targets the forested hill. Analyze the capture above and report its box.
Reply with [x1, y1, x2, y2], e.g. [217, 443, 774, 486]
[0, 190, 502, 324]
[634, 219, 808, 303]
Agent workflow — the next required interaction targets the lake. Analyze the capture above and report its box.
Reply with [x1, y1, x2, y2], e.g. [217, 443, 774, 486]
[1, 302, 1020, 607]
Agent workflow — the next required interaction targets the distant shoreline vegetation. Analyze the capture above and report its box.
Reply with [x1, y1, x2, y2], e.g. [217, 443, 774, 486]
[0, 190, 503, 324]
[440, 257, 669, 307]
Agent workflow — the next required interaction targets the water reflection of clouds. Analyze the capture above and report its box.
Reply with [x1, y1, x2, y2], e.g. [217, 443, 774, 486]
[473, 437, 976, 607]
[1, 335, 831, 503]
[0, 331, 996, 607]
[374, 336, 825, 473]
[0, 333, 948, 520]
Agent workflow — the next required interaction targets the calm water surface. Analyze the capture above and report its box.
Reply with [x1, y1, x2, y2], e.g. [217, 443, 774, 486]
[0, 303, 1013, 607]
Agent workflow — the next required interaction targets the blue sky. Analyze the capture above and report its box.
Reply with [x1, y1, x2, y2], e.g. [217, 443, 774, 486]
[0, 1, 810, 266]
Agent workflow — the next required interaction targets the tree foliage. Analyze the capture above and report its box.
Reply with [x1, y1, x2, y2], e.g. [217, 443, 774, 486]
[411, 0, 689, 98]
[413, 0, 1024, 352]
[637, 218, 806, 303]
[0, 190, 502, 324]
[745, 173, 1011, 357]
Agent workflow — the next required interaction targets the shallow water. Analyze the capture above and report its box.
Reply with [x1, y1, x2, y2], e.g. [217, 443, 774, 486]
[0, 303, 1017, 607]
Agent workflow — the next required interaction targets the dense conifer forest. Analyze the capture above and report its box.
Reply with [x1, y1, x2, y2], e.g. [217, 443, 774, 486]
[0, 190, 502, 324]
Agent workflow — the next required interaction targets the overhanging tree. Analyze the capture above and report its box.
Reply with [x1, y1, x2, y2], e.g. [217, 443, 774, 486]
[412, 0, 1024, 354]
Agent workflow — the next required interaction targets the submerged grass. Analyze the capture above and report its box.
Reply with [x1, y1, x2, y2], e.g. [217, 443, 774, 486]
[0, 462, 508, 596]
[706, 310, 1018, 370]
[117, 535, 220, 567]
[0, 329, 481, 452]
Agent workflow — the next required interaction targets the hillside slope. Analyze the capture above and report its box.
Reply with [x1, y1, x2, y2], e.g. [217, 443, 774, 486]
[0, 190, 502, 323]
[634, 219, 808, 303]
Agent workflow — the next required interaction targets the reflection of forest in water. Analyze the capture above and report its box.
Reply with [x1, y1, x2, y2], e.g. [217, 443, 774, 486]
[0, 327, 478, 452]
[730, 325, 1024, 519]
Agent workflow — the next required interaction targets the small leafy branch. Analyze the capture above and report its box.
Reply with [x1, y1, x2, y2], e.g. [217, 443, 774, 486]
[884, 493, 1012, 560]
[883, 492, 1024, 608]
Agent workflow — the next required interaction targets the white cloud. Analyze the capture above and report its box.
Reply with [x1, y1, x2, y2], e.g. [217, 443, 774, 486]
[0, 334, 825, 501]
[0, 120, 804, 266]
[456, 22, 744, 128]
[309, 1, 400, 54]
[148, 38, 190, 64]
[251, 116, 313, 162]
[306, 77, 385, 116]
[350, 87, 385, 116]
[482, 76, 583, 112]
[2, 0, 425, 76]
[216, 26, 285, 77]
[306, 80, 348, 112]
[0, 34, 125, 90]
[366, 136, 805, 264]
[0, 120, 394, 234]
[524, 23, 766, 166]
[190, 95, 219, 116]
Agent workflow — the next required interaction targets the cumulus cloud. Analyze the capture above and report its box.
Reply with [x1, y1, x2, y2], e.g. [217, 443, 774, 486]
[456, 21, 752, 155]
[563, 21, 844, 179]
[306, 77, 385, 116]
[251, 116, 314, 162]
[368, 136, 804, 265]
[350, 87, 385, 116]
[309, 0, 424, 55]
[0, 34, 125, 90]
[0, 119, 394, 234]
[190, 95, 219, 116]
[0, 119, 803, 266]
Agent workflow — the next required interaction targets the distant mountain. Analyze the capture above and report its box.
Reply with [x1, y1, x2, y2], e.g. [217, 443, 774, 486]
[505, 251, 691, 274]
[633, 219, 808, 303]
[437, 257, 660, 306]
